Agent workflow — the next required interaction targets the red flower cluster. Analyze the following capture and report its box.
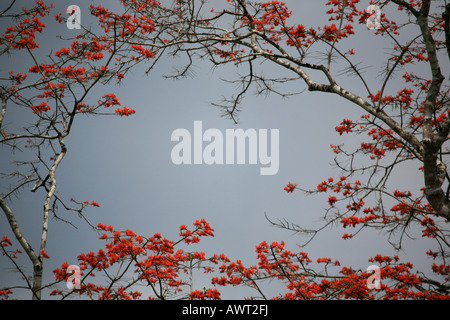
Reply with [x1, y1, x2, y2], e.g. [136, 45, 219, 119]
[8, 72, 28, 85]
[115, 107, 136, 117]
[1, 1, 51, 50]
[131, 44, 155, 59]
[51, 219, 216, 299]
[0, 289, 13, 300]
[284, 181, 297, 193]
[90, 201, 100, 207]
[335, 119, 354, 135]
[211, 238, 449, 299]
[0, 217, 446, 300]
[99, 93, 120, 108]
[28, 63, 56, 77]
[328, 196, 337, 206]
[1, 236, 12, 247]
[340, 214, 378, 228]
[31, 102, 50, 114]
[188, 288, 221, 300]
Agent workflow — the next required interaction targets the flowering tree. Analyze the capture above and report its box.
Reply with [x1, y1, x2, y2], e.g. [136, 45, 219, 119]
[1, 0, 449, 300]
[0, 0, 137, 300]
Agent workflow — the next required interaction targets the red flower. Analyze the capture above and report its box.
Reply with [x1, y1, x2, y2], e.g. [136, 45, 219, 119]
[1, 236, 12, 247]
[31, 101, 50, 113]
[99, 93, 120, 108]
[115, 107, 136, 117]
[284, 181, 297, 193]
[328, 196, 337, 206]
[91, 201, 100, 207]
[335, 119, 354, 135]
[40, 250, 50, 259]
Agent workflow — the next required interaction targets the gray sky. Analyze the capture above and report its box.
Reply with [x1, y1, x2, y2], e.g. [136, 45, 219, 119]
[0, 0, 443, 299]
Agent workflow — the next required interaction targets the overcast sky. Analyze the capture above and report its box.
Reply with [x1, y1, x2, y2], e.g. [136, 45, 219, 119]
[0, 0, 442, 299]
